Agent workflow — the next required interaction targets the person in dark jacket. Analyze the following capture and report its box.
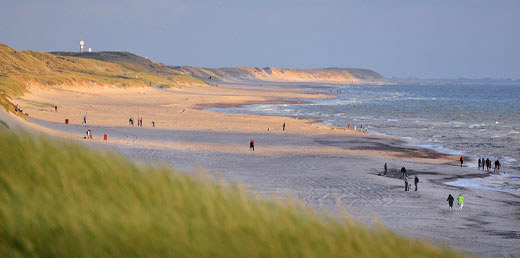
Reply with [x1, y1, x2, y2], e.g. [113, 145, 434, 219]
[384, 163, 387, 176]
[414, 175, 419, 191]
[401, 166, 406, 178]
[447, 194, 455, 211]
[494, 159, 501, 173]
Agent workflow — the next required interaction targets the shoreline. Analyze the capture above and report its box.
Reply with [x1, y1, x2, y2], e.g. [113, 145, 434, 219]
[194, 98, 313, 110]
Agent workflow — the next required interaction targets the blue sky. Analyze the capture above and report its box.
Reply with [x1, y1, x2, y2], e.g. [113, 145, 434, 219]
[1, 0, 519, 79]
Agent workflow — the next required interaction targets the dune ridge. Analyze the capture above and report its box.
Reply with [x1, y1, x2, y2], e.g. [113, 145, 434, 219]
[171, 66, 389, 84]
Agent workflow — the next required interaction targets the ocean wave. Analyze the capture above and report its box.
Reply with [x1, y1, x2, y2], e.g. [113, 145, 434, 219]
[469, 123, 486, 128]
[446, 175, 520, 196]
[501, 157, 517, 165]
[405, 140, 464, 156]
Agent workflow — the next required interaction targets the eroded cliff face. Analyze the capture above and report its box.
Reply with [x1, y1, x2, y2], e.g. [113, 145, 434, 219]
[171, 66, 389, 84]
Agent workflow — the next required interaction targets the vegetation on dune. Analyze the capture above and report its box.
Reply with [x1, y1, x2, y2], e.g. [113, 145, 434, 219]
[50, 51, 176, 75]
[170, 66, 388, 83]
[0, 130, 467, 258]
[0, 43, 207, 116]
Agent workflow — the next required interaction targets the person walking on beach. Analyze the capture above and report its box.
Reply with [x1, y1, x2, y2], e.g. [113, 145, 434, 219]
[82, 115, 87, 125]
[54, 105, 58, 112]
[152, 120, 155, 127]
[486, 158, 491, 171]
[478, 158, 482, 170]
[457, 194, 464, 210]
[460, 156, 464, 167]
[494, 160, 501, 173]
[283, 122, 286, 131]
[348, 123, 351, 129]
[447, 194, 455, 211]
[384, 163, 387, 176]
[85, 129, 92, 139]
[401, 166, 406, 178]
[414, 175, 419, 191]
[250, 140, 255, 151]
[404, 174, 409, 191]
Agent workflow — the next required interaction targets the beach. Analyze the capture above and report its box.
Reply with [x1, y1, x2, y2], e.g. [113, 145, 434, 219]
[9, 81, 520, 257]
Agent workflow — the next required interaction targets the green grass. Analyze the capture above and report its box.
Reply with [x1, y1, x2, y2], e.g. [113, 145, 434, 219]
[0, 130, 467, 258]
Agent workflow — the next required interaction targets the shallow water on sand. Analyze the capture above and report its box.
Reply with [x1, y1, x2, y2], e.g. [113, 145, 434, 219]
[210, 83, 520, 195]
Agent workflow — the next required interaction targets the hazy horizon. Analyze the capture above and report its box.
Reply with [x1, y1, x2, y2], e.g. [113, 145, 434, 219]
[1, 0, 519, 79]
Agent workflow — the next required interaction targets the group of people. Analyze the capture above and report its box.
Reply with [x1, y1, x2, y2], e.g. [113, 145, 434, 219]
[129, 117, 154, 127]
[402, 167, 420, 192]
[478, 158, 501, 173]
[14, 104, 24, 113]
[382, 164, 420, 192]
[131, 118, 143, 127]
[385, 164, 467, 210]
[447, 194, 464, 211]
[347, 123, 368, 133]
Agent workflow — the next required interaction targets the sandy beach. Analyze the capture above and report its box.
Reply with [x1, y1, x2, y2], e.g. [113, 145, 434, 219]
[9, 82, 520, 257]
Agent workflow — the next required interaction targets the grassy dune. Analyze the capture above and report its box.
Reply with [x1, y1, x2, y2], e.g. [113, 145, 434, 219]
[0, 130, 466, 258]
[171, 66, 388, 83]
[0, 44, 207, 116]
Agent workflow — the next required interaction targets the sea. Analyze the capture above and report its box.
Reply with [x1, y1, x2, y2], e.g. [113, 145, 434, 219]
[210, 83, 520, 196]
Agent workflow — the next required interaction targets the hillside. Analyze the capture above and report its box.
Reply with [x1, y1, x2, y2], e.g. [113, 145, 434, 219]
[171, 66, 389, 84]
[0, 44, 207, 114]
[49, 53, 389, 84]
[50, 51, 179, 75]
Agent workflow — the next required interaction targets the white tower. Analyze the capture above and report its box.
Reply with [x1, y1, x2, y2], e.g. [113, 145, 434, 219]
[80, 40, 84, 53]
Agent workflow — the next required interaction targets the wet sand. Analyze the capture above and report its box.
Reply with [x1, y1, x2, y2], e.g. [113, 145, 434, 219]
[7, 81, 520, 257]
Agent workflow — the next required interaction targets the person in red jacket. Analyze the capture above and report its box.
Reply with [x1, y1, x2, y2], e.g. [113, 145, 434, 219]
[460, 156, 464, 167]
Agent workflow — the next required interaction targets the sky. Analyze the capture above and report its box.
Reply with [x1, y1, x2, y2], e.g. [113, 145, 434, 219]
[1, 0, 519, 79]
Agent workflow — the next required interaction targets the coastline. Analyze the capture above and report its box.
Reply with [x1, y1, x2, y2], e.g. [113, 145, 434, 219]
[7, 82, 520, 257]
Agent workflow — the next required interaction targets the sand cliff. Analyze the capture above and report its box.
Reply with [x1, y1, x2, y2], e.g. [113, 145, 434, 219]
[170, 66, 389, 84]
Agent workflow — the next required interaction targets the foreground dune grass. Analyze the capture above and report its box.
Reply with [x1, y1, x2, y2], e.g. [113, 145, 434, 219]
[0, 131, 467, 257]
